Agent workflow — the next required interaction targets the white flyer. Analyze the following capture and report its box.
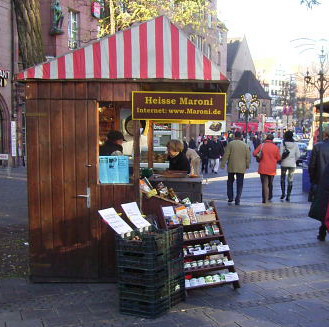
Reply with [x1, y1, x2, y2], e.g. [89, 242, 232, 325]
[217, 244, 230, 252]
[162, 206, 176, 217]
[121, 202, 151, 229]
[191, 202, 206, 213]
[224, 272, 239, 282]
[98, 208, 133, 235]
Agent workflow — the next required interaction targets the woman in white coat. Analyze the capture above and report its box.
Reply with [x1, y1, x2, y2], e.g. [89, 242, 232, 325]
[280, 131, 300, 201]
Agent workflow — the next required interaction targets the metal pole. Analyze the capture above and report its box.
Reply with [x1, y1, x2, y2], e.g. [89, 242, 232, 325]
[245, 108, 249, 143]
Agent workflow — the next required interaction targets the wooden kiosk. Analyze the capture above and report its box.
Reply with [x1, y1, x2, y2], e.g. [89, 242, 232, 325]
[17, 16, 228, 282]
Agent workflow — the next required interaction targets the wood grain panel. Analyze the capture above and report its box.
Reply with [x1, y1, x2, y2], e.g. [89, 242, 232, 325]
[62, 82, 75, 99]
[87, 100, 99, 277]
[75, 82, 87, 99]
[62, 100, 77, 249]
[88, 82, 100, 99]
[113, 83, 126, 101]
[38, 99, 53, 254]
[125, 83, 140, 100]
[37, 83, 50, 99]
[26, 100, 42, 272]
[26, 83, 38, 100]
[100, 83, 113, 101]
[50, 100, 64, 249]
[50, 83, 62, 99]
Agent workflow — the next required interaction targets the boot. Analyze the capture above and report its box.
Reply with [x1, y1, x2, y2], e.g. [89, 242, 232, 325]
[286, 183, 293, 201]
[280, 176, 285, 200]
[317, 224, 327, 241]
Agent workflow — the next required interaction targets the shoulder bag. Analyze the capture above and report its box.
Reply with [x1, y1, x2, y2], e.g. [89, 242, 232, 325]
[256, 143, 264, 163]
[281, 141, 290, 160]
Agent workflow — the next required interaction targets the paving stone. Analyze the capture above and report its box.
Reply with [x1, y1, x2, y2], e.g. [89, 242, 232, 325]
[20, 308, 58, 320]
[207, 309, 249, 324]
[5, 318, 44, 327]
[0, 311, 21, 321]
[234, 318, 281, 327]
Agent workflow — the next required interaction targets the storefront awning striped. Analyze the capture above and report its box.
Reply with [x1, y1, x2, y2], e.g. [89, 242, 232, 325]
[17, 16, 228, 82]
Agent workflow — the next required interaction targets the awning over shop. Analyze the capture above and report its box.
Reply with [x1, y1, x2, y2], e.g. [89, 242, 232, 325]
[231, 122, 277, 132]
[17, 16, 228, 83]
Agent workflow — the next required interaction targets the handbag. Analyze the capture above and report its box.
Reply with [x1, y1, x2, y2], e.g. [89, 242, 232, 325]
[256, 144, 264, 163]
[281, 141, 290, 160]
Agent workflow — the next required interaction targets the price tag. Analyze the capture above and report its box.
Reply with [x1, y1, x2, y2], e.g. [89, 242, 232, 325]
[224, 273, 239, 282]
[217, 244, 230, 252]
[223, 260, 234, 266]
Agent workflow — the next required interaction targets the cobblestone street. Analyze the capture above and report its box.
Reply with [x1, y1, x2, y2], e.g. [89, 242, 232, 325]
[1, 161, 329, 327]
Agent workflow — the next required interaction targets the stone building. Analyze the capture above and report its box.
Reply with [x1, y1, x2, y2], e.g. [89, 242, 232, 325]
[0, 0, 19, 166]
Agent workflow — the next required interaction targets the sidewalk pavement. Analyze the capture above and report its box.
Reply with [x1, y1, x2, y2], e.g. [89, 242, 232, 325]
[1, 164, 329, 327]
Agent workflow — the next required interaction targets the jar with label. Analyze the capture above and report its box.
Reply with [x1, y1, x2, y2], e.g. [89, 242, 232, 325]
[197, 260, 204, 267]
[184, 262, 191, 269]
[183, 248, 188, 256]
[204, 259, 210, 266]
[210, 259, 217, 265]
[204, 224, 214, 235]
[191, 261, 198, 268]
[183, 232, 189, 240]
[205, 275, 214, 284]
[190, 278, 198, 287]
[193, 231, 201, 239]
[187, 232, 194, 239]
[212, 223, 220, 234]
[203, 243, 211, 252]
[199, 230, 206, 238]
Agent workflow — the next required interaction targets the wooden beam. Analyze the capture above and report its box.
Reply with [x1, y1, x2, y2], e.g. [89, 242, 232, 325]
[133, 120, 141, 204]
[148, 121, 154, 169]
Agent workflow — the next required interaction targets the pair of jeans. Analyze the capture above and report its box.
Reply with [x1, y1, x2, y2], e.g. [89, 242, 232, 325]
[201, 157, 209, 173]
[209, 158, 220, 172]
[227, 173, 244, 202]
[260, 174, 274, 203]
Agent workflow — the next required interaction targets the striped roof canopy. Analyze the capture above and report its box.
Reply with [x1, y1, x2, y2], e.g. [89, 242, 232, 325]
[17, 16, 227, 82]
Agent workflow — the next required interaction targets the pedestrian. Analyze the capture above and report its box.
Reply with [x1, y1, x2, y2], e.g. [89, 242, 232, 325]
[308, 163, 329, 241]
[100, 130, 126, 156]
[308, 127, 329, 240]
[183, 137, 188, 151]
[279, 131, 300, 201]
[188, 137, 197, 149]
[208, 136, 224, 174]
[166, 139, 190, 173]
[185, 148, 201, 176]
[199, 138, 210, 174]
[220, 131, 251, 205]
[252, 135, 261, 150]
[253, 133, 281, 204]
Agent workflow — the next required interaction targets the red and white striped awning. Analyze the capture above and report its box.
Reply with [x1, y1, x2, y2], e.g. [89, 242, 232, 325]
[17, 16, 227, 82]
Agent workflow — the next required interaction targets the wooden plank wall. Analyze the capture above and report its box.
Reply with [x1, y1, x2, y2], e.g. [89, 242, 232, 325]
[26, 81, 140, 281]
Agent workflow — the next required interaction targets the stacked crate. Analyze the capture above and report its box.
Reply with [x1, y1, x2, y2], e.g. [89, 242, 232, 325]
[116, 226, 185, 318]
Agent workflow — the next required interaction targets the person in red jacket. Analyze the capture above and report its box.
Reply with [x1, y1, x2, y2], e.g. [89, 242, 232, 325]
[253, 134, 281, 203]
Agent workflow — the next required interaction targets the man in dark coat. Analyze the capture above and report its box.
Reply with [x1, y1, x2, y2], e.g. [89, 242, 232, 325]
[309, 163, 329, 241]
[199, 138, 210, 174]
[208, 136, 224, 174]
[100, 130, 126, 156]
[188, 137, 197, 149]
[308, 127, 329, 241]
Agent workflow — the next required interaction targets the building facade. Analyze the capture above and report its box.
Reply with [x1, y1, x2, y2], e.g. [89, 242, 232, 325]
[0, 0, 19, 166]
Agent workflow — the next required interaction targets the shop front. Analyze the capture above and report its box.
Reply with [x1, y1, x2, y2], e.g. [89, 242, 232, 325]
[17, 16, 229, 282]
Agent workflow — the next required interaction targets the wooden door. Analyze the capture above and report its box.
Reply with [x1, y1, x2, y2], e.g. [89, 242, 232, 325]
[28, 99, 99, 281]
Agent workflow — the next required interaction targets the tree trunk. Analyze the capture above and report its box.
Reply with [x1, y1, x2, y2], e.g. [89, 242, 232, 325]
[13, 0, 45, 69]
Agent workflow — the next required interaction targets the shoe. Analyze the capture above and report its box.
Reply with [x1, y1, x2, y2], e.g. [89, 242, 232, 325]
[280, 194, 285, 200]
[228, 200, 233, 205]
[235, 201, 240, 205]
[214, 172, 218, 174]
[317, 234, 326, 241]
[268, 197, 273, 201]
[262, 200, 267, 204]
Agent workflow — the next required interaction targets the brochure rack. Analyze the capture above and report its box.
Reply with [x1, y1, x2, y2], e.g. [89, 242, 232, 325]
[162, 201, 240, 290]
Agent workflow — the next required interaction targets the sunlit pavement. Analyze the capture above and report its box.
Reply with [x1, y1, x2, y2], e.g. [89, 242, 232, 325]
[1, 163, 329, 327]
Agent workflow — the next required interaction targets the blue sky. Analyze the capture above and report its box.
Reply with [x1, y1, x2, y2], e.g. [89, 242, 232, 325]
[218, 0, 329, 72]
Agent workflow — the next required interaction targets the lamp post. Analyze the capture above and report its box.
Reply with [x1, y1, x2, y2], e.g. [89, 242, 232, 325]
[238, 93, 260, 143]
[304, 47, 329, 141]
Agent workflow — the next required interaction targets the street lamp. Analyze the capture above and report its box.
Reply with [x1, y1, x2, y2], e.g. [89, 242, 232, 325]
[238, 93, 260, 143]
[304, 47, 329, 141]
